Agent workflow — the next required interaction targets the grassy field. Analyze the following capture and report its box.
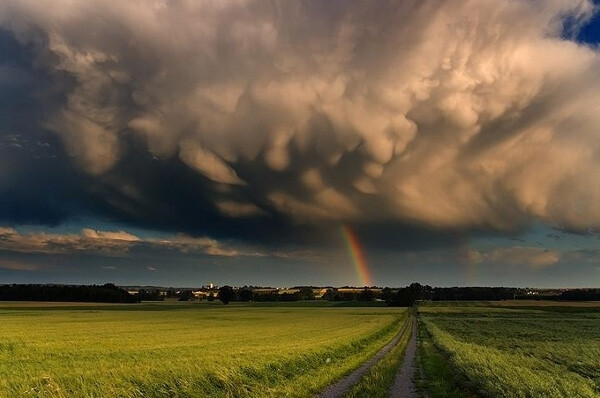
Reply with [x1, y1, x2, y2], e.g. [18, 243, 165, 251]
[414, 317, 469, 398]
[419, 302, 600, 397]
[0, 301, 406, 397]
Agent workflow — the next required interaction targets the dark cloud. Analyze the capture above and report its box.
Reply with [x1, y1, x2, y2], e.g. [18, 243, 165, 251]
[0, 137, 83, 226]
[1, 0, 600, 254]
[0, 29, 87, 226]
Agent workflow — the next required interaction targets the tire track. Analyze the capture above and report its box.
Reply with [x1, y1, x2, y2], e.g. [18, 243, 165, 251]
[314, 316, 411, 398]
[389, 317, 418, 397]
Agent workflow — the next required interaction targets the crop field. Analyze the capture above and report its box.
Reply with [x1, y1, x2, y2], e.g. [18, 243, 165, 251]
[0, 301, 407, 397]
[419, 302, 600, 397]
[4, 300, 599, 398]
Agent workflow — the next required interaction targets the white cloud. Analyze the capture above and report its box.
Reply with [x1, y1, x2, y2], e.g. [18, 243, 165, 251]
[81, 229, 140, 242]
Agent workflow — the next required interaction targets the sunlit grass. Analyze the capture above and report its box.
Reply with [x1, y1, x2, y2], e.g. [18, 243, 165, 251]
[0, 302, 406, 397]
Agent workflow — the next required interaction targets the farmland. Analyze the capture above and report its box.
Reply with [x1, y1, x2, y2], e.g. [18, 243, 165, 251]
[2, 299, 600, 398]
[0, 301, 407, 397]
[419, 302, 600, 397]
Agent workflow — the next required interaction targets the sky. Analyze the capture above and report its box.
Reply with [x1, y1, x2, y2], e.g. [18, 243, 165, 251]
[1, 0, 600, 288]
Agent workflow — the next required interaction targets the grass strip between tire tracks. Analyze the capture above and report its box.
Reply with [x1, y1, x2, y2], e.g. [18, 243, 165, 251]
[343, 313, 413, 398]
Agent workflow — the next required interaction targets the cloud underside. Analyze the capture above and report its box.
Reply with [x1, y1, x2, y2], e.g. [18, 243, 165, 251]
[0, 227, 239, 257]
[1, 0, 600, 236]
[1, 225, 594, 272]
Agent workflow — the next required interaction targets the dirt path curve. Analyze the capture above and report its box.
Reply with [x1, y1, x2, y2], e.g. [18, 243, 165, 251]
[389, 316, 418, 398]
[314, 318, 410, 398]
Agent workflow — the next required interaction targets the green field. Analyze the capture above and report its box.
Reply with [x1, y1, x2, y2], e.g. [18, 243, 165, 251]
[4, 300, 600, 398]
[0, 301, 406, 397]
[419, 302, 600, 397]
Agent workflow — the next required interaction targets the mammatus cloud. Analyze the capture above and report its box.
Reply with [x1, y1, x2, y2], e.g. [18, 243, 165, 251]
[2, 0, 600, 233]
[0, 227, 239, 257]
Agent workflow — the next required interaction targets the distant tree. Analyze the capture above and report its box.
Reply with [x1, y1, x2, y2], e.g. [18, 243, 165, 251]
[238, 288, 254, 302]
[137, 289, 163, 301]
[393, 287, 415, 307]
[218, 286, 235, 304]
[322, 288, 336, 301]
[340, 291, 359, 301]
[382, 287, 394, 305]
[0, 284, 138, 303]
[298, 287, 315, 300]
[207, 292, 215, 302]
[279, 291, 302, 301]
[560, 289, 600, 301]
[432, 286, 520, 301]
[178, 290, 194, 301]
[255, 292, 278, 302]
[358, 288, 375, 301]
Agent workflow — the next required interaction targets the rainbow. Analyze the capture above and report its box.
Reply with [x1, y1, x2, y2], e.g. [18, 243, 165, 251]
[341, 224, 373, 287]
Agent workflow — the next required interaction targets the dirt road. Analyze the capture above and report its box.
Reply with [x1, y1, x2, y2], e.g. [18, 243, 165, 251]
[314, 315, 417, 398]
[389, 318, 417, 397]
[314, 318, 410, 398]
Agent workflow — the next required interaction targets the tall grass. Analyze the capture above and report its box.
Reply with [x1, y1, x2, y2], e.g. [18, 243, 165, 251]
[0, 303, 406, 397]
[420, 304, 600, 397]
[414, 318, 468, 398]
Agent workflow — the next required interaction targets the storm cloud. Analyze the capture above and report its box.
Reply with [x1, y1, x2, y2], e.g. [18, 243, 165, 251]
[2, 0, 600, 245]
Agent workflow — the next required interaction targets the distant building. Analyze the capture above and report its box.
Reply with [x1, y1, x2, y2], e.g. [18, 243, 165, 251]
[192, 290, 209, 299]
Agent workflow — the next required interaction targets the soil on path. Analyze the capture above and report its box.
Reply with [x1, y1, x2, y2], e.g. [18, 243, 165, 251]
[314, 318, 410, 398]
[389, 318, 418, 398]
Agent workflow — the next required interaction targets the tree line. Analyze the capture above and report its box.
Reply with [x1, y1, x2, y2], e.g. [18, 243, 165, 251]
[558, 289, 600, 301]
[2, 283, 597, 304]
[216, 286, 317, 304]
[216, 285, 600, 306]
[216, 284, 525, 306]
[0, 284, 138, 303]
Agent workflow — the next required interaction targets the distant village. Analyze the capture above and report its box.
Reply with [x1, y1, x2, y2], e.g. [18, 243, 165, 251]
[121, 284, 598, 303]
[0, 283, 598, 304]
[123, 284, 383, 302]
